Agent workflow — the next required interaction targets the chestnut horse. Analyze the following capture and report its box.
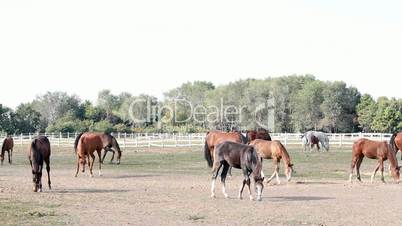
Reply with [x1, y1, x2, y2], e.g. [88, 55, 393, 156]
[204, 130, 246, 167]
[74, 132, 121, 177]
[28, 136, 51, 192]
[1, 136, 14, 165]
[250, 139, 294, 184]
[349, 138, 400, 183]
[210, 141, 264, 201]
[246, 129, 272, 143]
[390, 132, 402, 160]
[310, 135, 320, 151]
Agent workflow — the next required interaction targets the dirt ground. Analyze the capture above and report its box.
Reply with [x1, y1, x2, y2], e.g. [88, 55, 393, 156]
[1, 146, 402, 226]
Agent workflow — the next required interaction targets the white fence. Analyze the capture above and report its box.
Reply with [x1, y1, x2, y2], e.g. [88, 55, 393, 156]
[1, 132, 394, 150]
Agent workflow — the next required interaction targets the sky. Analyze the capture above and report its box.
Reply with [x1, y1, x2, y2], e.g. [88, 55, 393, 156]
[1, 0, 402, 109]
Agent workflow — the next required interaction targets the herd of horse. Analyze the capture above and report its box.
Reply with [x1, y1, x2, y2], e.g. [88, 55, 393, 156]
[1, 130, 402, 201]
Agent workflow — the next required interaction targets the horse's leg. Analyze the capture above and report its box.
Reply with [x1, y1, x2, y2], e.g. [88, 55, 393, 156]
[238, 169, 249, 200]
[380, 159, 385, 183]
[211, 162, 222, 198]
[75, 156, 80, 177]
[266, 159, 278, 184]
[97, 150, 102, 176]
[260, 158, 265, 179]
[227, 166, 232, 179]
[246, 173, 253, 200]
[370, 161, 381, 183]
[89, 152, 95, 177]
[349, 156, 359, 183]
[38, 165, 43, 192]
[110, 150, 115, 163]
[274, 159, 281, 184]
[45, 157, 51, 190]
[220, 163, 230, 198]
[355, 156, 363, 182]
[8, 150, 12, 164]
[101, 149, 107, 164]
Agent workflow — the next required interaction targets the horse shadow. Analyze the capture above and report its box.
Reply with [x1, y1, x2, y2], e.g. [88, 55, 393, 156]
[103, 174, 161, 179]
[267, 196, 334, 202]
[50, 188, 130, 194]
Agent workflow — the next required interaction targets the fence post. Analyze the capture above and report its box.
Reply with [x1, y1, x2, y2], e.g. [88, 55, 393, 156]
[284, 133, 288, 147]
[175, 134, 178, 147]
[124, 133, 127, 150]
[189, 134, 192, 147]
[20, 133, 23, 145]
[58, 132, 61, 147]
[135, 135, 138, 148]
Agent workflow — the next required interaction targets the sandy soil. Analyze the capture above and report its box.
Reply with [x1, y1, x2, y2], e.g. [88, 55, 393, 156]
[1, 163, 402, 226]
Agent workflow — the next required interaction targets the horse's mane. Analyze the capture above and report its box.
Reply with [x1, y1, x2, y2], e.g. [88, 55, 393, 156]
[390, 132, 399, 153]
[74, 132, 85, 153]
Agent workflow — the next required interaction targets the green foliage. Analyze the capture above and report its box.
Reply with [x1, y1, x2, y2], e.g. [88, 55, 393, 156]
[89, 120, 114, 133]
[13, 103, 41, 133]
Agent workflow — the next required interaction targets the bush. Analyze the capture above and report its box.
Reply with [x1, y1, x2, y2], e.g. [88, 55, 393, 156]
[89, 120, 114, 133]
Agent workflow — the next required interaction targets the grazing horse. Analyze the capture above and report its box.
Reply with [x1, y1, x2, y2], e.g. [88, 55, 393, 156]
[1, 136, 14, 165]
[390, 132, 402, 160]
[246, 129, 272, 143]
[74, 132, 122, 165]
[28, 136, 51, 192]
[74, 132, 121, 177]
[349, 138, 400, 183]
[302, 131, 329, 152]
[209, 141, 264, 201]
[310, 135, 320, 151]
[250, 139, 294, 184]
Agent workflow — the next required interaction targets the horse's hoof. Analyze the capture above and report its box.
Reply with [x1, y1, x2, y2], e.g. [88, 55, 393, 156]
[224, 194, 229, 199]
[90, 174, 93, 178]
[211, 194, 216, 198]
[249, 196, 254, 201]
[238, 195, 243, 200]
[39, 188, 43, 193]
[257, 197, 262, 202]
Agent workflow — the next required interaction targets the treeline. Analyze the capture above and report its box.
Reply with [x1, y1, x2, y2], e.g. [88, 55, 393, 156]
[1, 75, 401, 134]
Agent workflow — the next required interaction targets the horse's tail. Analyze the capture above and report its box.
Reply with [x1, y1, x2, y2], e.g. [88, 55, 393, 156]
[390, 132, 399, 153]
[204, 139, 213, 168]
[30, 138, 43, 172]
[74, 132, 84, 153]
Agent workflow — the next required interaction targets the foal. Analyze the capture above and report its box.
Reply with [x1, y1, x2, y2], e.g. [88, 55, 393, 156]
[211, 141, 264, 201]
[250, 139, 294, 184]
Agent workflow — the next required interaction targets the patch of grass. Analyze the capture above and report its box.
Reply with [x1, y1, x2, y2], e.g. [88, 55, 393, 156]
[188, 214, 205, 221]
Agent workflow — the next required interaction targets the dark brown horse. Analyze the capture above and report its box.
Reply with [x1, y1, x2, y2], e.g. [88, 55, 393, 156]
[390, 132, 402, 160]
[210, 141, 264, 201]
[349, 138, 400, 183]
[28, 136, 51, 192]
[74, 132, 121, 177]
[310, 135, 320, 151]
[250, 139, 294, 184]
[1, 136, 14, 165]
[246, 129, 272, 143]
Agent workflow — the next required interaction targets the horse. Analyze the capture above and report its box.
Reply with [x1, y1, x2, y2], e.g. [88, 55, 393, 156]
[204, 130, 247, 176]
[246, 129, 272, 143]
[74, 132, 121, 177]
[310, 135, 320, 151]
[1, 136, 14, 165]
[74, 132, 122, 165]
[209, 141, 264, 201]
[249, 139, 294, 184]
[28, 136, 51, 192]
[349, 138, 400, 183]
[390, 132, 402, 160]
[302, 131, 329, 152]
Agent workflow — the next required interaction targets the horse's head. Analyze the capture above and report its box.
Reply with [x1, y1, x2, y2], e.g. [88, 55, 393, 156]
[390, 166, 401, 183]
[79, 156, 86, 173]
[112, 137, 122, 164]
[285, 163, 294, 182]
[32, 166, 43, 192]
[323, 136, 330, 151]
[254, 176, 264, 201]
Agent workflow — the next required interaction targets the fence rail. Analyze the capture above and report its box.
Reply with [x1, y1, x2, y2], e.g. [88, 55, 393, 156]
[1, 132, 394, 150]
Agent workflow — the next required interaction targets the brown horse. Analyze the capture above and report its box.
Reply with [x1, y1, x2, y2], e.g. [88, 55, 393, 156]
[250, 139, 294, 184]
[74, 132, 121, 177]
[204, 130, 246, 167]
[310, 135, 320, 151]
[390, 132, 402, 160]
[28, 136, 51, 192]
[246, 129, 272, 143]
[1, 136, 14, 165]
[349, 138, 400, 183]
[210, 141, 264, 201]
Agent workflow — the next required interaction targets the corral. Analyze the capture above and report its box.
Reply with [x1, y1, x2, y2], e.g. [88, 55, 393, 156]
[1, 144, 401, 226]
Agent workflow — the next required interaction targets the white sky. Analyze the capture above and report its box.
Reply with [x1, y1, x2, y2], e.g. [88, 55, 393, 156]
[1, 0, 402, 109]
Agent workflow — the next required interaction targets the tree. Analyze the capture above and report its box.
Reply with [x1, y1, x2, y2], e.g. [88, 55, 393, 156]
[31, 91, 81, 130]
[13, 103, 41, 133]
[96, 90, 120, 118]
[0, 104, 14, 134]
[371, 97, 402, 132]
[356, 94, 376, 132]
